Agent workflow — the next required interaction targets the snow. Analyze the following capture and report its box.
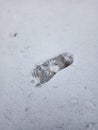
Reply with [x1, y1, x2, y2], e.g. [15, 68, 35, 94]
[0, 0, 98, 130]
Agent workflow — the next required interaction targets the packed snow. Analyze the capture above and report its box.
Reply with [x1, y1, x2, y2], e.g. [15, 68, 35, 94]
[0, 0, 98, 130]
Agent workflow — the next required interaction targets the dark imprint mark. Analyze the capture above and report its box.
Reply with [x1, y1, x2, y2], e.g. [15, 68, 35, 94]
[25, 107, 30, 112]
[32, 52, 74, 87]
[85, 122, 95, 130]
[10, 32, 18, 37]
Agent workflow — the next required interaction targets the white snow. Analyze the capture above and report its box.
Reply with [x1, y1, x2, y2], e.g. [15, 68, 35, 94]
[0, 0, 98, 130]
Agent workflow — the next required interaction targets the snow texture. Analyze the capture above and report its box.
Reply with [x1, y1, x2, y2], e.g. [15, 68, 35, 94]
[0, 0, 98, 130]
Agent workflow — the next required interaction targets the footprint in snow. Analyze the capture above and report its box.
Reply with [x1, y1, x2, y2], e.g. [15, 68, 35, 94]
[31, 52, 74, 87]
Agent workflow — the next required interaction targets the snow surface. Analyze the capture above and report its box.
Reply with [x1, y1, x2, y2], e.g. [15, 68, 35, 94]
[0, 0, 98, 130]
